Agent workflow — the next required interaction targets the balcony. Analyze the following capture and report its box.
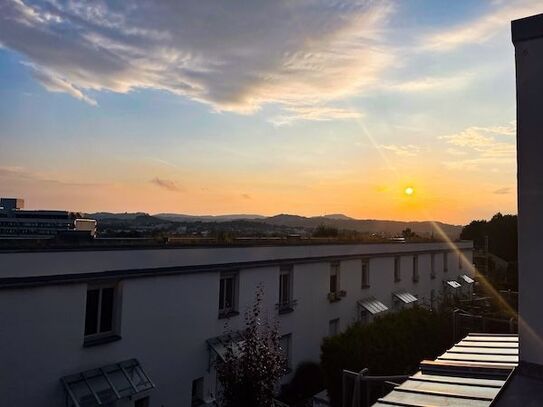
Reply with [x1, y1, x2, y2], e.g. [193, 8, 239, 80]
[275, 299, 298, 314]
[328, 290, 347, 303]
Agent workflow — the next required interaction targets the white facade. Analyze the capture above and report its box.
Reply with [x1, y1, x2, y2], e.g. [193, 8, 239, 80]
[0, 241, 473, 406]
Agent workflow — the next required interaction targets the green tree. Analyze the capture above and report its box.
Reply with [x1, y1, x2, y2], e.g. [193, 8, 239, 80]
[313, 224, 339, 237]
[461, 213, 517, 261]
[216, 285, 284, 407]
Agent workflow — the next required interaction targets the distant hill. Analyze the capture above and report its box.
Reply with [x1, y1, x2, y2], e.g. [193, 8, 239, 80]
[86, 211, 462, 239]
[322, 214, 354, 220]
[86, 212, 149, 220]
[262, 214, 462, 238]
[155, 213, 266, 222]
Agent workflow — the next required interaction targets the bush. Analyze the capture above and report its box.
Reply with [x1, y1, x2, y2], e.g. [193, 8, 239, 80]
[320, 307, 452, 407]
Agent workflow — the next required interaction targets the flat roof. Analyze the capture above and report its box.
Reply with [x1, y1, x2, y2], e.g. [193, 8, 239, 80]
[0, 241, 473, 289]
[374, 333, 519, 407]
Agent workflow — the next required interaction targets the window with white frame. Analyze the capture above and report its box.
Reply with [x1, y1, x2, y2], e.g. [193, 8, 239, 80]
[329, 318, 340, 336]
[279, 334, 292, 371]
[219, 272, 238, 317]
[361, 259, 370, 288]
[84, 284, 119, 340]
[443, 252, 448, 272]
[412, 255, 419, 283]
[279, 265, 293, 307]
[330, 262, 340, 293]
[430, 253, 436, 279]
[394, 256, 401, 282]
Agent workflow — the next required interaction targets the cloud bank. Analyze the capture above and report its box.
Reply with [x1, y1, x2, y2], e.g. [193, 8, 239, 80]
[0, 0, 392, 120]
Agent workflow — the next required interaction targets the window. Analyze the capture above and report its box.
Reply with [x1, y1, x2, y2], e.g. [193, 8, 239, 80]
[443, 252, 448, 273]
[329, 318, 340, 336]
[459, 252, 463, 269]
[279, 265, 293, 310]
[135, 397, 150, 407]
[412, 256, 419, 283]
[394, 257, 401, 282]
[430, 253, 436, 279]
[330, 262, 340, 293]
[219, 272, 238, 317]
[279, 334, 292, 372]
[84, 284, 119, 342]
[191, 377, 204, 406]
[361, 259, 370, 288]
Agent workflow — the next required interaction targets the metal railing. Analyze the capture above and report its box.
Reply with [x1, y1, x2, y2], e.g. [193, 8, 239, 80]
[341, 369, 409, 407]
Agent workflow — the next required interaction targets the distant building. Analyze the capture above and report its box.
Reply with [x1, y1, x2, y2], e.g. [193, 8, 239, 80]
[0, 240, 473, 406]
[0, 197, 94, 237]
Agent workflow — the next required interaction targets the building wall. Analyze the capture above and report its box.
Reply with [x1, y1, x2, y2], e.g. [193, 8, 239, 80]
[513, 16, 543, 367]
[0, 242, 473, 406]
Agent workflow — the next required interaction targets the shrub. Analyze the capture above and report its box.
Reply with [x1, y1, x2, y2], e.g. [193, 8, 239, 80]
[320, 307, 452, 407]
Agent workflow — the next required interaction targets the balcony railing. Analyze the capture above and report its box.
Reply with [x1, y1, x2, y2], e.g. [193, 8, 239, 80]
[328, 290, 347, 302]
[275, 299, 298, 314]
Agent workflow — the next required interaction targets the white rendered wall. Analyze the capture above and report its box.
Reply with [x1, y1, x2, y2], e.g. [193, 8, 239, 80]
[0, 242, 472, 406]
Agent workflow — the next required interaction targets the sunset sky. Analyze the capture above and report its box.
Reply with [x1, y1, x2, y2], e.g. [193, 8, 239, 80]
[1, 0, 538, 224]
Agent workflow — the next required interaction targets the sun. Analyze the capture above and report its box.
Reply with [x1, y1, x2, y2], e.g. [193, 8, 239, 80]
[404, 186, 415, 196]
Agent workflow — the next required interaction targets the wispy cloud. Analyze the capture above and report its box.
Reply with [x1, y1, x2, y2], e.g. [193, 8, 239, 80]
[386, 71, 475, 93]
[419, 0, 542, 52]
[241, 193, 251, 200]
[25, 63, 97, 106]
[441, 123, 516, 170]
[494, 187, 512, 195]
[378, 144, 422, 157]
[150, 177, 183, 192]
[0, 0, 394, 116]
[270, 105, 362, 126]
[0, 165, 102, 186]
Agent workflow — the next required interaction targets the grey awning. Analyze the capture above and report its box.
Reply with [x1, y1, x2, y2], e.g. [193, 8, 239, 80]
[207, 331, 245, 362]
[358, 297, 389, 315]
[446, 280, 462, 289]
[393, 291, 418, 304]
[459, 274, 475, 284]
[61, 359, 154, 407]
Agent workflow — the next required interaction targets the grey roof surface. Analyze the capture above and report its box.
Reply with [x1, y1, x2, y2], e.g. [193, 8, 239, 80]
[460, 274, 475, 284]
[207, 331, 246, 362]
[393, 291, 418, 304]
[373, 333, 519, 407]
[61, 359, 154, 407]
[447, 280, 462, 289]
[358, 297, 389, 315]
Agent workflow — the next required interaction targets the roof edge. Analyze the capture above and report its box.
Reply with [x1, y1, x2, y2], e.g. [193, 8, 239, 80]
[512, 13, 543, 44]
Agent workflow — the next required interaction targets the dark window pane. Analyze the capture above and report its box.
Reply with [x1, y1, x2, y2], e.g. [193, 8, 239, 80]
[100, 287, 115, 333]
[219, 279, 225, 310]
[225, 278, 233, 308]
[330, 275, 337, 293]
[85, 289, 99, 336]
[280, 274, 290, 303]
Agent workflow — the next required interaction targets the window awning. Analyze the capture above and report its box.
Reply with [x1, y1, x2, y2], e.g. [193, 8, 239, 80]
[446, 280, 462, 289]
[393, 291, 418, 304]
[207, 331, 245, 363]
[61, 359, 154, 407]
[358, 297, 388, 315]
[459, 274, 475, 284]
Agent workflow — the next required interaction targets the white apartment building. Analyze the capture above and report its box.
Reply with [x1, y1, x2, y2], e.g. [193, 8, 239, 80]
[0, 241, 473, 407]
